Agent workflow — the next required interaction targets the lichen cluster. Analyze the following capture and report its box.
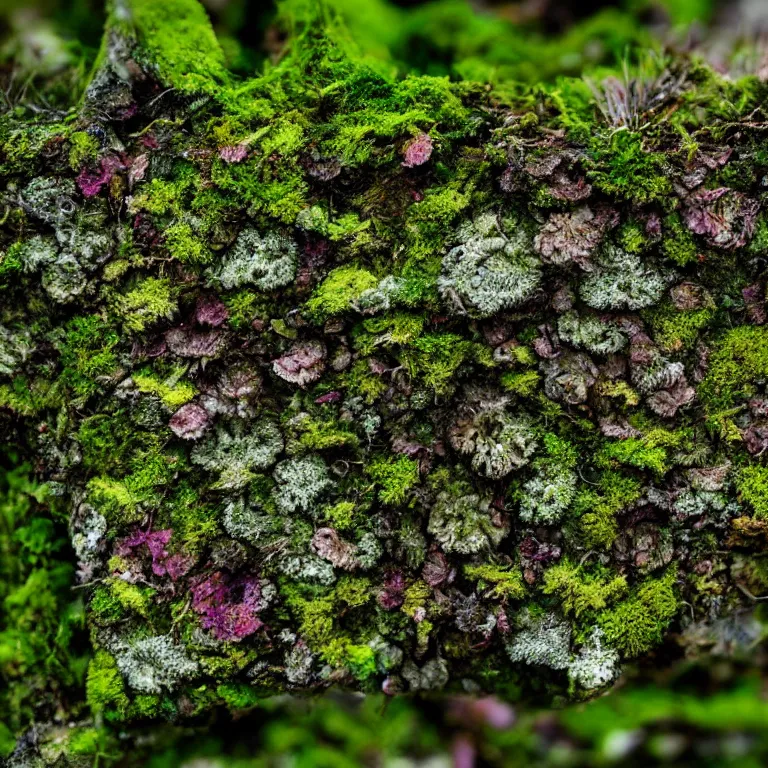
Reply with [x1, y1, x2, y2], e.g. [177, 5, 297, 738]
[3, 0, 768, 732]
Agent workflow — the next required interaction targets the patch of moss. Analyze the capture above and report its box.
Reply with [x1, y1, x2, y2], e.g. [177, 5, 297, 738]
[598, 567, 679, 657]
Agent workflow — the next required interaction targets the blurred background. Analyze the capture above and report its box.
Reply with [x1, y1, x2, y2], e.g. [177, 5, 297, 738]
[3, 1, 768, 766]
[3, 0, 768, 96]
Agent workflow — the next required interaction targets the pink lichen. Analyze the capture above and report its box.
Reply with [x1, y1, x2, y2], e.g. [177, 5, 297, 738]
[534, 205, 618, 269]
[219, 144, 249, 164]
[76, 155, 125, 197]
[195, 295, 229, 327]
[273, 341, 326, 386]
[117, 527, 192, 580]
[169, 403, 210, 440]
[165, 327, 227, 358]
[402, 133, 433, 168]
[190, 571, 265, 641]
[683, 187, 758, 249]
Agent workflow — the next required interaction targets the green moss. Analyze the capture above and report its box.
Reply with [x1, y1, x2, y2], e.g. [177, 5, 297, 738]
[334, 575, 373, 608]
[645, 302, 714, 353]
[405, 184, 471, 260]
[0, 463, 88, 739]
[354, 313, 426, 355]
[320, 638, 377, 681]
[699, 326, 768, 413]
[367, 454, 419, 505]
[216, 683, 262, 710]
[593, 379, 641, 407]
[57, 315, 120, 400]
[166, 483, 219, 552]
[661, 212, 699, 266]
[129, 178, 191, 217]
[736, 466, 768, 520]
[305, 266, 379, 321]
[164, 221, 212, 265]
[108, 578, 154, 617]
[589, 131, 672, 205]
[500, 370, 541, 397]
[574, 471, 643, 550]
[322, 501, 359, 532]
[122, 0, 229, 94]
[293, 416, 361, 452]
[401, 581, 431, 620]
[345, 359, 388, 403]
[617, 220, 648, 254]
[117, 277, 177, 332]
[86, 650, 129, 718]
[598, 428, 683, 477]
[0, 243, 24, 287]
[68, 130, 100, 170]
[0, 376, 59, 417]
[542, 560, 627, 619]
[133, 367, 197, 410]
[67, 727, 111, 757]
[598, 567, 679, 657]
[400, 333, 489, 395]
[86, 442, 181, 524]
[77, 413, 148, 475]
[463, 563, 526, 600]
[224, 290, 261, 329]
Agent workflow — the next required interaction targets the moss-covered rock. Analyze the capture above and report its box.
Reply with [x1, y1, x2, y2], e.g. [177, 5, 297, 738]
[4, 0, 768, 744]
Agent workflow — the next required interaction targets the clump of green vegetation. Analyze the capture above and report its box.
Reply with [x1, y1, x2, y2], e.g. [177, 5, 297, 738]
[133, 367, 197, 410]
[0, 460, 88, 751]
[573, 471, 643, 549]
[588, 131, 672, 205]
[68, 131, 100, 170]
[367, 454, 419, 505]
[117, 277, 177, 332]
[598, 568, 679, 657]
[736, 465, 768, 520]
[57, 315, 120, 400]
[700, 326, 768, 412]
[305, 266, 379, 321]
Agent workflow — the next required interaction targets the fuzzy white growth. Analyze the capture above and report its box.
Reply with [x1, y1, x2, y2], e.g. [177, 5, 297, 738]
[191, 421, 284, 489]
[557, 310, 628, 355]
[223, 498, 283, 545]
[272, 456, 333, 515]
[0, 324, 33, 376]
[276, 553, 336, 586]
[506, 611, 572, 670]
[213, 228, 297, 290]
[569, 628, 621, 690]
[439, 213, 541, 318]
[451, 408, 538, 480]
[115, 635, 197, 694]
[427, 491, 506, 554]
[579, 245, 667, 310]
[518, 468, 577, 525]
[356, 276, 409, 314]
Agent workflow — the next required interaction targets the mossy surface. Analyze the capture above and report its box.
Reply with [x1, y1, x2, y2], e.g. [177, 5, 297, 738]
[3, 0, 768, 753]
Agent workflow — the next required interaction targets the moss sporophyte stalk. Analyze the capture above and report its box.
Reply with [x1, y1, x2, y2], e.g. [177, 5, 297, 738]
[4, 0, 768, 742]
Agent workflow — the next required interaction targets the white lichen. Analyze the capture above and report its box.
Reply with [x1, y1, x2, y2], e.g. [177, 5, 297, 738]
[115, 635, 197, 694]
[272, 455, 333, 515]
[191, 421, 284, 489]
[212, 228, 297, 290]
[439, 214, 541, 318]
